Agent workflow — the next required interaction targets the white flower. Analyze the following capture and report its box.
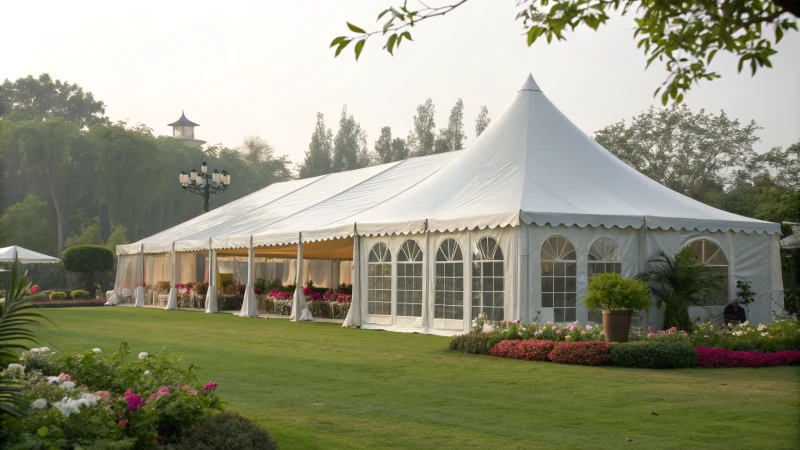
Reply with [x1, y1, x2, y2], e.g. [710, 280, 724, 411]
[761, 332, 768, 337]
[53, 397, 81, 417]
[144, 370, 152, 375]
[31, 399, 47, 409]
[29, 347, 51, 354]
[138, 352, 148, 360]
[757, 323, 767, 331]
[92, 348, 102, 353]
[63, 381, 76, 391]
[47, 376, 61, 384]
[7, 363, 24, 373]
[742, 321, 750, 327]
[79, 393, 98, 407]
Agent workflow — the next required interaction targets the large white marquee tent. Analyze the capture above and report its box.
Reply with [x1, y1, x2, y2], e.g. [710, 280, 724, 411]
[115, 75, 784, 334]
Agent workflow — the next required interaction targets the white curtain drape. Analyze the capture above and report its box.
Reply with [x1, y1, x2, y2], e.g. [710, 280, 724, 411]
[134, 246, 145, 307]
[205, 240, 217, 313]
[165, 244, 178, 310]
[291, 236, 313, 321]
[343, 234, 363, 327]
[239, 237, 259, 317]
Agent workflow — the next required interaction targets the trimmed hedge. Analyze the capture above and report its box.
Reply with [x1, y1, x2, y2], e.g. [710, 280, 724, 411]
[696, 347, 800, 368]
[70, 289, 91, 299]
[49, 291, 67, 300]
[171, 412, 278, 450]
[491, 339, 556, 361]
[35, 299, 106, 308]
[62, 244, 114, 289]
[610, 341, 697, 369]
[548, 341, 611, 365]
[449, 333, 494, 355]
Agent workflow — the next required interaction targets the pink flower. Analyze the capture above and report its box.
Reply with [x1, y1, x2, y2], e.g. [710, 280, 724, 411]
[149, 386, 172, 400]
[648, 326, 653, 331]
[123, 389, 144, 411]
[556, 329, 562, 335]
[58, 373, 71, 381]
[202, 381, 218, 391]
[31, 285, 39, 294]
[188, 390, 198, 395]
[647, 332, 655, 339]
[581, 331, 586, 335]
[117, 419, 128, 427]
[94, 391, 111, 402]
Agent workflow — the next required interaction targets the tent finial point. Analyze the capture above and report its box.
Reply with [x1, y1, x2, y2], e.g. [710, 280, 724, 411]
[519, 73, 541, 92]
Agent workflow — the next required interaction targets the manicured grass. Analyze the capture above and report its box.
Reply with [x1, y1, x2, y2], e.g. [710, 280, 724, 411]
[34, 307, 799, 449]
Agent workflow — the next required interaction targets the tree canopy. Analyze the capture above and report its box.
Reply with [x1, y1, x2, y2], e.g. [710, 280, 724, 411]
[331, 1, 798, 104]
[0, 73, 108, 127]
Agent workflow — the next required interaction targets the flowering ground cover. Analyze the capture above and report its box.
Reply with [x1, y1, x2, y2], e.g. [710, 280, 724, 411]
[31, 307, 800, 449]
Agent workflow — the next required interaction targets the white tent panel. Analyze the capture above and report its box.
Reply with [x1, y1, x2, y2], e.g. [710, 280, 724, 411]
[0, 246, 60, 264]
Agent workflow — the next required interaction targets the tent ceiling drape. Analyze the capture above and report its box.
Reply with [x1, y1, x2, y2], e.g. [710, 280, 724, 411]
[119, 74, 779, 257]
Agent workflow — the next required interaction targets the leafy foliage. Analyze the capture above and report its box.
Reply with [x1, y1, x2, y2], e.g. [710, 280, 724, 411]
[548, 341, 611, 365]
[61, 245, 114, 290]
[0, 262, 51, 419]
[609, 341, 697, 368]
[584, 272, 651, 311]
[475, 105, 491, 138]
[299, 112, 334, 178]
[637, 248, 723, 331]
[407, 98, 436, 156]
[332, 1, 798, 103]
[332, 105, 371, 172]
[374, 126, 408, 164]
[490, 339, 556, 361]
[0, 73, 108, 127]
[69, 290, 90, 300]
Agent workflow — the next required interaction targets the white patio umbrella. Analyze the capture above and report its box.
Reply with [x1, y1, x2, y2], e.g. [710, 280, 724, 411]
[0, 246, 60, 264]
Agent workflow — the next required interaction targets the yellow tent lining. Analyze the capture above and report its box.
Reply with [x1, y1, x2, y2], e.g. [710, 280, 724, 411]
[214, 236, 354, 260]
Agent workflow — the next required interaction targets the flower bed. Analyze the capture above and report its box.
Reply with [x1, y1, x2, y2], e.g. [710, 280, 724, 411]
[34, 299, 106, 308]
[548, 341, 611, 365]
[259, 288, 351, 319]
[491, 339, 556, 361]
[2, 344, 275, 448]
[696, 347, 800, 368]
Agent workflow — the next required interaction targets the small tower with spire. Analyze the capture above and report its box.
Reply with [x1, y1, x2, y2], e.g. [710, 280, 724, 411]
[168, 111, 206, 147]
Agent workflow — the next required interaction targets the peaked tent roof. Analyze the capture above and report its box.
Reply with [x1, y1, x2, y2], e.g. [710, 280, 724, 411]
[119, 74, 778, 255]
[168, 111, 200, 127]
[0, 246, 60, 264]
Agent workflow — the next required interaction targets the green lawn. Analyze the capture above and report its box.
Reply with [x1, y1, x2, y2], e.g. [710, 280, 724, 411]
[32, 307, 799, 449]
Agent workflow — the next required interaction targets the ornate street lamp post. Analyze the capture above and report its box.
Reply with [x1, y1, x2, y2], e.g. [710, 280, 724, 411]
[179, 162, 231, 213]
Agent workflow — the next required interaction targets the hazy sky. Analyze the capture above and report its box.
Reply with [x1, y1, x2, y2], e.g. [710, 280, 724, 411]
[3, 1, 798, 169]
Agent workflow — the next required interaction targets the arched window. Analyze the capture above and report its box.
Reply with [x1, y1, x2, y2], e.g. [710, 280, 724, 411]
[472, 237, 504, 321]
[397, 240, 423, 317]
[367, 243, 392, 315]
[686, 239, 729, 305]
[587, 237, 626, 325]
[435, 239, 464, 320]
[541, 235, 577, 323]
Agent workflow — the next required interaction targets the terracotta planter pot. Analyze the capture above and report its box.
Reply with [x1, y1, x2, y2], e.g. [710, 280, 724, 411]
[602, 310, 633, 343]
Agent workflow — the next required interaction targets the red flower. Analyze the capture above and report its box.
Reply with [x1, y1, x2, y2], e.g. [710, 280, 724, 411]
[31, 285, 39, 294]
[117, 419, 128, 427]
[155, 435, 162, 441]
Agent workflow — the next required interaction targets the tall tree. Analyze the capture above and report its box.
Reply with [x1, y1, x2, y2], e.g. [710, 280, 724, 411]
[332, 105, 370, 172]
[299, 112, 334, 178]
[593, 104, 760, 200]
[240, 135, 294, 182]
[332, 1, 798, 104]
[760, 141, 800, 190]
[407, 98, 436, 157]
[0, 195, 57, 255]
[10, 120, 91, 254]
[0, 73, 108, 127]
[374, 126, 409, 163]
[475, 105, 490, 137]
[443, 98, 466, 152]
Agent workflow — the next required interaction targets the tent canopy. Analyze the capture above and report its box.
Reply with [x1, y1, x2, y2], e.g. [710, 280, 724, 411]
[0, 246, 60, 264]
[119, 74, 779, 256]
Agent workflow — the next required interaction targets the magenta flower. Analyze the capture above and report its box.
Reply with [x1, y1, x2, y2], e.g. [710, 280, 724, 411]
[556, 329, 562, 335]
[647, 332, 655, 339]
[123, 389, 144, 411]
[202, 381, 218, 391]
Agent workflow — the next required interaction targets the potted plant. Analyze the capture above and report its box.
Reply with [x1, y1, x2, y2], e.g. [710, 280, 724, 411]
[584, 272, 651, 343]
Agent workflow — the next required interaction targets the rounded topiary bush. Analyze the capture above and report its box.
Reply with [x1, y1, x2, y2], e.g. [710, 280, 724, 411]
[609, 341, 697, 368]
[61, 244, 114, 290]
[171, 412, 277, 450]
[49, 291, 67, 300]
[70, 289, 91, 299]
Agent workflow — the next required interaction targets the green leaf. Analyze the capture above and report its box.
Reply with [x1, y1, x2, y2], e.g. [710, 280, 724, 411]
[377, 9, 390, 21]
[402, 31, 412, 41]
[676, 93, 684, 103]
[330, 36, 345, 48]
[384, 34, 398, 55]
[38, 427, 48, 437]
[355, 40, 365, 61]
[335, 39, 351, 57]
[347, 22, 366, 34]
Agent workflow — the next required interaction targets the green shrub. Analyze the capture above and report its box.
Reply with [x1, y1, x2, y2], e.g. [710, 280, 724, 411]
[449, 333, 493, 355]
[49, 291, 67, 300]
[61, 245, 115, 290]
[70, 289, 91, 299]
[610, 341, 697, 368]
[171, 412, 278, 450]
[584, 272, 650, 311]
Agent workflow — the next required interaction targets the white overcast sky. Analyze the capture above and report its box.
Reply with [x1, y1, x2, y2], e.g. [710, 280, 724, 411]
[3, 1, 798, 168]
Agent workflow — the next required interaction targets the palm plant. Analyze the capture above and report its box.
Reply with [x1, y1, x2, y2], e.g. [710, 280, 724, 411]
[0, 261, 52, 418]
[637, 247, 723, 331]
